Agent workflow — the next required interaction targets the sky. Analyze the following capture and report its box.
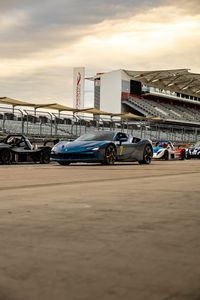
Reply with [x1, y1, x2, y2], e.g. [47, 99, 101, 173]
[0, 0, 200, 107]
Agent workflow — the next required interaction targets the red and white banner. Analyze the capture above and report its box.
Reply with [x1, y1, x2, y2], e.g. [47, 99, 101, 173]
[73, 67, 85, 109]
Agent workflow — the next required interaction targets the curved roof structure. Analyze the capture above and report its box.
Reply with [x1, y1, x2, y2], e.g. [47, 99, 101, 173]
[124, 69, 200, 97]
[0, 97, 33, 107]
[0, 97, 77, 112]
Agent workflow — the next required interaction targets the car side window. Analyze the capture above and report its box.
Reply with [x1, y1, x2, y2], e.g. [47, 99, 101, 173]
[132, 137, 140, 143]
[115, 133, 128, 141]
[18, 141, 26, 147]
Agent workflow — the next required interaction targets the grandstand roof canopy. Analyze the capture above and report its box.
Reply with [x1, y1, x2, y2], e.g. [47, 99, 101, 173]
[124, 69, 200, 97]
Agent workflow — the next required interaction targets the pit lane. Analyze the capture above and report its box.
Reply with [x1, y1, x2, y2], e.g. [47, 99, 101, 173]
[0, 160, 200, 300]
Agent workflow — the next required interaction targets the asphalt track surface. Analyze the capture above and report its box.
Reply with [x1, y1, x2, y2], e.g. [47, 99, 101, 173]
[0, 160, 200, 300]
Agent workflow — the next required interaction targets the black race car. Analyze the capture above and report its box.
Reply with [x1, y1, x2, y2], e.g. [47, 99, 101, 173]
[0, 134, 51, 164]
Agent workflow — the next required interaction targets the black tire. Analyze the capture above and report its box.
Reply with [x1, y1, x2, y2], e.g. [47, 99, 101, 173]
[58, 161, 71, 165]
[102, 144, 116, 165]
[40, 149, 51, 164]
[180, 150, 185, 160]
[186, 153, 191, 159]
[138, 144, 153, 165]
[0, 149, 12, 164]
[163, 150, 169, 160]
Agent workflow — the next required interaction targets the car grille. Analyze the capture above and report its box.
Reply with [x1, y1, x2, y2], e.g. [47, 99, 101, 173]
[51, 152, 97, 160]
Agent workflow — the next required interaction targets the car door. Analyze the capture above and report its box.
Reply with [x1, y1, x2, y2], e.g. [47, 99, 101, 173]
[115, 132, 134, 160]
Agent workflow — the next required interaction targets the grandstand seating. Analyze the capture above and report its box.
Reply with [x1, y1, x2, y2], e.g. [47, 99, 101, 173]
[123, 96, 200, 123]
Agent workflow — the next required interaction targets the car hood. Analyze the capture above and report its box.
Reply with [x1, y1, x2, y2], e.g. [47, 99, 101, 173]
[0, 143, 10, 148]
[52, 140, 107, 152]
[153, 146, 164, 153]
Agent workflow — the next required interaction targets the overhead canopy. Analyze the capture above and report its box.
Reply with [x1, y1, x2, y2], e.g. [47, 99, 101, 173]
[33, 103, 77, 112]
[0, 98, 112, 115]
[124, 69, 200, 97]
[112, 112, 146, 120]
[0, 97, 77, 112]
[0, 97, 33, 107]
[77, 107, 113, 115]
[0, 97, 162, 120]
[146, 116, 162, 121]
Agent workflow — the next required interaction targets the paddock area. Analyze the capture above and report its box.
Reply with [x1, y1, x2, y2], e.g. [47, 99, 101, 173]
[0, 160, 200, 300]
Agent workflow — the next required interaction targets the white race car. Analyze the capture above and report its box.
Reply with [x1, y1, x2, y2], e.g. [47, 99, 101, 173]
[153, 140, 185, 160]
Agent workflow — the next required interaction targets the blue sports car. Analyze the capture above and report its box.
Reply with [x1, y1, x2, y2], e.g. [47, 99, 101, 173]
[51, 131, 153, 165]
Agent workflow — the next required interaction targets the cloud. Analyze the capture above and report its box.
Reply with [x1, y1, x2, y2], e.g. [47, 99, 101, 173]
[166, 0, 200, 14]
[0, 0, 165, 57]
[0, 0, 200, 104]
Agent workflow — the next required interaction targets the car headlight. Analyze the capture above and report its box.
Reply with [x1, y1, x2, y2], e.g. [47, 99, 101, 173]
[92, 147, 99, 151]
[51, 150, 57, 154]
[52, 146, 58, 151]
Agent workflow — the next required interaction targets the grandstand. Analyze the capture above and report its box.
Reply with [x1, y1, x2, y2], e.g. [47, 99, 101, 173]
[91, 68, 200, 126]
[1, 69, 200, 143]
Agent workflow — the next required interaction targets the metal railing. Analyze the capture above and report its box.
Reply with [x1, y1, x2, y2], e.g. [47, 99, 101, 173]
[0, 106, 200, 143]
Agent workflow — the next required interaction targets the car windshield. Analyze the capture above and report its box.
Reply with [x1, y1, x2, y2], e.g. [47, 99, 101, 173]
[6, 135, 22, 145]
[156, 141, 172, 148]
[76, 132, 115, 141]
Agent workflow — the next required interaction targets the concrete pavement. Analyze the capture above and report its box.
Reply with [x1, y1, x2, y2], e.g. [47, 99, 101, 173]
[0, 160, 200, 300]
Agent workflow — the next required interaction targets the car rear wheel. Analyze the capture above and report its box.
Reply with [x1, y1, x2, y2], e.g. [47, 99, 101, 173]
[58, 161, 71, 165]
[138, 144, 153, 164]
[0, 149, 12, 164]
[163, 150, 169, 160]
[102, 144, 116, 165]
[40, 149, 51, 164]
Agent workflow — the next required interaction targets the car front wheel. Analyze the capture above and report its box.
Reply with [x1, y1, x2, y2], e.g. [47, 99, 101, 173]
[102, 144, 116, 165]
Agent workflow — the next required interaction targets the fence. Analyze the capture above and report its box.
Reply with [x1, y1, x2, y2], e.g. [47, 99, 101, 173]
[0, 106, 200, 143]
